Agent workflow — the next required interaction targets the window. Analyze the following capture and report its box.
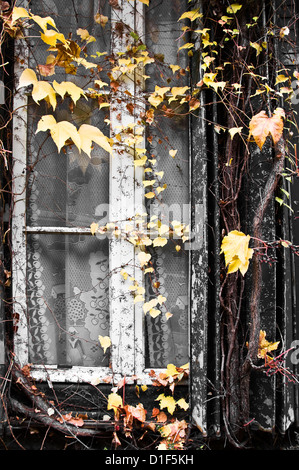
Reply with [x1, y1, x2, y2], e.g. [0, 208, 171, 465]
[12, 0, 198, 388]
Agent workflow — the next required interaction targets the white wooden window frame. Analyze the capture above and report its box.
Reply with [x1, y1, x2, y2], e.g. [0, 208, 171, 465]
[11, 0, 191, 386]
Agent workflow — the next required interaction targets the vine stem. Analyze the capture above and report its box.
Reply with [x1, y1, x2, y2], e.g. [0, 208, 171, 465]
[241, 136, 286, 421]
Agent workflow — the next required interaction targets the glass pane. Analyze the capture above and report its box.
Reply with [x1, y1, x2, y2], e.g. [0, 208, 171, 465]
[25, 1, 111, 367]
[26, 0, 110, 227]
[26, 101, 109, 228]
[144, 1, 189, 368]
[27, 234, 109, 367]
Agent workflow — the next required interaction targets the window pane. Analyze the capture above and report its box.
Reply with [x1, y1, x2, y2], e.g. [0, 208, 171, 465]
[144, 1, 189, 368]
[25, 1, 111, 368]
[26, 102, 109, 228]
[26, 0, 110, 228]
[27, 234, 109, 367]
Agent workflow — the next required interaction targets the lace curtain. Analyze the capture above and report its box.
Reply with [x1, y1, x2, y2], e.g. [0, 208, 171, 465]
[25, 0, 189, 369]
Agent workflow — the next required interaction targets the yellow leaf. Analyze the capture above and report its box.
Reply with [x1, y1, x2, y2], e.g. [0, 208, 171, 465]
[250, 42, 263, 56]
[138, 251, 151, 267]
[136, 0, 149, 5]
[158, 294, 166, 304]
[36, 115, 81, 153]
[228, 127, 243, 140]
[275, 74, 289, 85]
[144, 267, 154, 274]
[134, 294, 145, 304]
[156, 394, 176, 415]
[148, 93, 163, 108]
[11, 7, 30, 24]
[178, 8, 203, 21]
[170, 64, 180, 74]
[169, 86, 189, 103]
[178, 43, 194, 51]
[36, 114, 57, 133]
[144, 191, 155, 199]
[176, 398, 189, 411]
[98, 335, 111, 353]
[149, 308, 161, 318]
[169, 149, 177, 158]
[143, 298, 158, 314]
[107, 393, 123, 411]
[40, 29, 67, 46]
[143, 179, 156, 187]
[90, 222, 99, 235]
[120, 269, 129, 280]
[77, 28, 96, 44]
[18, 68, 38, 88]
[53, 80, 86, 105]
[31, 14, 57, 32]
[78, 124, 112, 156]
[220, 230, 253, 276]
[94, 13, 109, 27]
[32, 81, 57, 110]
[226, 3, 242, 14]
[155, 85, 170, 97]
[165, 363, 178, 377]
[257, 330, 280, 358]
[153, 237, 167, 247]
[94, 79, 109, 88]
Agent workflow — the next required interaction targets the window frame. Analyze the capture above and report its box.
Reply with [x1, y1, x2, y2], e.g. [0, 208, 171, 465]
[11, 0, 208, 431]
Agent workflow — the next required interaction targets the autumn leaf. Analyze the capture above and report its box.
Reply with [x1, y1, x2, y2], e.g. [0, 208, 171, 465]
[94, 13, 108, 27]
[178, 8, 202, 21]
[176, 398, 189, 411]
[229, 127, 243, 140]
[31, 14, 57, 32]
[36, 115, 81, 152]
[124, 403, 147, 423]
[78, 124, 112, 156]
[156, 394, 176, 415]
[155, 411, 168, 423]
[40, 29, 67, 46]
[178, 43, 194, 51]
[169, 149, 177, 158]
[250, 41, 263, 56]
[11, 6, 30, 24]
[143, 298, 158, 314]
[138, 251, 151, 267]
[149, 308, 161, 318]
[220, 230, 253, 276]
[53, 80, 87, 105]
[18, 68, 38, 88]
[153, 237, 167, 247]
[258, 330, 280, 358]
[107, 392, 123, 411]
[248, 107, 285, 150]
[32, 81, 57, 110]
[98, 335, 111, 353]
[275, 74, 289, 85]
[57, 412, 84, 427]
[90, 222, 99, 235]
[226, 3, 242, 14]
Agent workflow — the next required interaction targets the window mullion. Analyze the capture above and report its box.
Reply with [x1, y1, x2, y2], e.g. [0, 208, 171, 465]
[109, 1, 137, 378]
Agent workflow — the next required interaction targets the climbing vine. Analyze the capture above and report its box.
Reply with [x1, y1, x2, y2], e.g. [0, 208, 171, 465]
[0, 0, 299, 450]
